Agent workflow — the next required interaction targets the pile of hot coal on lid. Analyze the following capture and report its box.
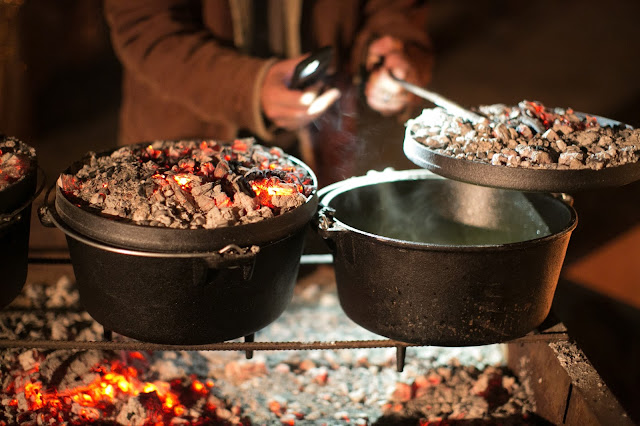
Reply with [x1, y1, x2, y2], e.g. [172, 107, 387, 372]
[408, 100, 640, 170]
[0, 137, 36, 191]
[58, 139, 315, 229]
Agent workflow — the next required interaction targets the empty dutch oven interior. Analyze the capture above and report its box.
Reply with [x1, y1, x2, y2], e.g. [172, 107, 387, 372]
[322, 170, 575, 246]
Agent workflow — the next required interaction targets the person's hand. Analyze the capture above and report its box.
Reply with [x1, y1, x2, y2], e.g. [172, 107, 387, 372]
[260, 56, 341, 131]
[364, 36, 420, 116]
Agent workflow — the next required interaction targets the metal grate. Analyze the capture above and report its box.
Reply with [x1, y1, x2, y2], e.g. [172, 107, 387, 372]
[0, 255, 569, 372]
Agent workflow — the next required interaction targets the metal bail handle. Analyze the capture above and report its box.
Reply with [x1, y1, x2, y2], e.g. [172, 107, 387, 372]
[316, 205, 346, 235]
[317, 206, 336, 230]
[37, 183, 58, 228]
[204, 244, 260, 280]
[314, 206, 347, 255]
[552, 193, 574, 206]
[40, 183, 260, 276]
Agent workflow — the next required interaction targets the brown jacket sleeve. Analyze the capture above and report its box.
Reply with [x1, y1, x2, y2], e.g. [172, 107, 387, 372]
[103, 0, 276, 141]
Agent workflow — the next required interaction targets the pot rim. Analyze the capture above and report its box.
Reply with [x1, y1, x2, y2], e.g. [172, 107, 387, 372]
[0, 137, 41, 215]
[318, 168, 578, 252]
[403, 113, 640, 192]
[44, 198, 289, 259]
[0, 165, 45, 224]
[53, 140, 318, 252]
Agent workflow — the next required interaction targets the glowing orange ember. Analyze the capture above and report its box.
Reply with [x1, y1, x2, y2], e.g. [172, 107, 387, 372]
[191, 380, 207, 394]
[145, 145, 164, 160]
[172, 173, 192, 187]
[251, 178, 302, 208]
[129, 351, 146, 360]
[268, 400, 283, 414]
[251, 178, 298, 197]
[4, 359, 232, 423]
[217, 197, 233, 208]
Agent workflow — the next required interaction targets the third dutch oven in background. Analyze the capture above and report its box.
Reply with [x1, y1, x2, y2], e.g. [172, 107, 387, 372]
[0, 136, 42, 309]
[317, 169, 577, 346]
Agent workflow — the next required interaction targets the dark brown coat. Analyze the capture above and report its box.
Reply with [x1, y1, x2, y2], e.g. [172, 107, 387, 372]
[104, 0, 432, 146]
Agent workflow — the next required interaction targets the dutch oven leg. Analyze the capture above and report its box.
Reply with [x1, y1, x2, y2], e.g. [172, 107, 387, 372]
[396, 346, 407, 372]
[103, 327, 113, 342]
[244, 334, 255, 359]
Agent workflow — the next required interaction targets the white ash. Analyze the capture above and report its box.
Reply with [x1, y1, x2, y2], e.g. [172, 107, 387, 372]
[408, 100, 640, 170]
[549, 340, 609, 391]
[0, 308, 102, 342]
[0, 271, 536, 424]
[58, 138, 314, 229]
[9, 275, 80, 311]
[0, 276, 101, 342]
[0, 136, 36, 191]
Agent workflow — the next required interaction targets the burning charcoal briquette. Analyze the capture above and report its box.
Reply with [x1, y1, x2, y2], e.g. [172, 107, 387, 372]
[408, 100, 640, 170]
[0, 137, 36, 191]
[58, 138, 314, 229]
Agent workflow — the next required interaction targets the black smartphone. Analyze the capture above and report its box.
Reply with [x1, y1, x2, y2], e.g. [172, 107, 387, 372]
[288, 46, 334, 90]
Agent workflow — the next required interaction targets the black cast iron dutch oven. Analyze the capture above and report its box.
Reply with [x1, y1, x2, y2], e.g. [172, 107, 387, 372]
[39, 144, 318, 345]
[316, 169, 577, 346]
[0, 138, 44, 309]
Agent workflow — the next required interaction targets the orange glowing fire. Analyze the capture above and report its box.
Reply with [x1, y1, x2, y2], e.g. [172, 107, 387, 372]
[251, 179, 299, 198]
[145, 144, 164, 160]
[113, 141, 312, 214]
[152, 173, 193, 188]
[172, 173, 192, 187]
[251, 177, 303, 209]
[6, 356, 222, 423]
[232, 139, 249, 152]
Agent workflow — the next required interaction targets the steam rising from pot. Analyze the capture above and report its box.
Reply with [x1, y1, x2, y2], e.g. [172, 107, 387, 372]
[326, 172, 551, 246]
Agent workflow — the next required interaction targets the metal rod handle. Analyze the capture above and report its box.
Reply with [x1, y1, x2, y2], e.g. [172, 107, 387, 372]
[390, 73, 484, 123]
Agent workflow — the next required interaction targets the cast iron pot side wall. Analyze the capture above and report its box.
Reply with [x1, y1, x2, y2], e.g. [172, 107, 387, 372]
[0, 161, 37, 309]
[0, 206, 33, 308]
[48, 144, 319, 344]
[67, 230, 306, 345]
[331, 232, 572, 346]
[318, 170, 577, 346]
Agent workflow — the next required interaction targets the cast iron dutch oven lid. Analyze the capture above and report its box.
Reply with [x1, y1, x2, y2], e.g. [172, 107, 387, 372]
[52, 141, 318, 253]
[0, 136, 39, 213]
[403, 111, 640, 193]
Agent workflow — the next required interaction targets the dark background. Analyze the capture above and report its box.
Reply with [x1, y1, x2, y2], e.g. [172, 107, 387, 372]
[1, 0, 638, 421]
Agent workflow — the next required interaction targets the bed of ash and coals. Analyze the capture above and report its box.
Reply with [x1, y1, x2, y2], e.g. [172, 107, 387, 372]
[0, 266, 542, 425]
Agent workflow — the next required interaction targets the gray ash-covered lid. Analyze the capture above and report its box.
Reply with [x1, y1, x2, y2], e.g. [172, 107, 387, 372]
[53, 138, 318, 252]
[0, 135, 37, 192]
[404, 100, 640, 192]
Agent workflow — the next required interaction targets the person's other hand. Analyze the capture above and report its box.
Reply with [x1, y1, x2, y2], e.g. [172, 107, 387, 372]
[261, 56, 341, 131]
[364, 36, 419, 116]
